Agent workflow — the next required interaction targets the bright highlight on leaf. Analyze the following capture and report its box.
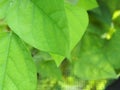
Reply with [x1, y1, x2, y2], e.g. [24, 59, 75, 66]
[112, 10, 120, 20]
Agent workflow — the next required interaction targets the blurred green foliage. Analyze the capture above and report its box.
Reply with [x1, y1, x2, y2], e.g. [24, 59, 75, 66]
[34, 0, 120, 90]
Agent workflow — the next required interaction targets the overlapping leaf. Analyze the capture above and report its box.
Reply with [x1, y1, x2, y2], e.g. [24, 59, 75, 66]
[0, 0, 89, 60]
[52, 3, 88, 66]
[65, 3, 88, 50]
[0, 0, 70, 57]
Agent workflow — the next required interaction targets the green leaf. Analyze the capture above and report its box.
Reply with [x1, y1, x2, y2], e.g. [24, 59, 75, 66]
[0, 0, 89, 59]
[51, 53, 65, 67]
[104, 27, 120, 69]
[77, 0, 98, 10]
[0, 0, 70, 57]
[51, 3, 89, 66]
[65, 3, 88, 50]
[72, 24, 117, 80]
[102, 0, 120, 13]
[38, 61, 62, 80]
[0, 32, 37, 90]
[87, 7, 120, 69]
[33, 52, 62, 80]
[0, 0, 89, 68]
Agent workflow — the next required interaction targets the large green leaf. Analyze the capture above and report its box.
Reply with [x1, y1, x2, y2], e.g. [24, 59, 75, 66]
[65, 3, 88, 50]
[0, 0, 70, 57]
[0, 0, 89, 60]
[104, 27, 120, 69]
[72, 24, 117, 80]
[0, 31, 36, 90]
[86, 7, 120, 69]
[72, 4, 120, 79]
[26, 0, 88, 66]
[52, 3, 88, 66]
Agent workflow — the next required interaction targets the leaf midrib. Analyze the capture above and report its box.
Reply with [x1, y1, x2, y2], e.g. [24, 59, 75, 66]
[30, 0, 69, 41]
[1, 32, 13, 90]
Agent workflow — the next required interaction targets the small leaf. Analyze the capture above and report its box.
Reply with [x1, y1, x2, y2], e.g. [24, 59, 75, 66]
[51, 53, 65, 67]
